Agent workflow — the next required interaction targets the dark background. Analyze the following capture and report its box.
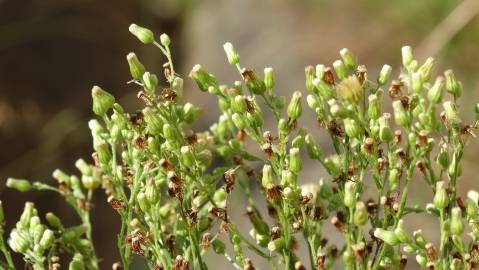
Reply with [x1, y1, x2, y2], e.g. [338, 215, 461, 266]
[1, 0, 479, 269]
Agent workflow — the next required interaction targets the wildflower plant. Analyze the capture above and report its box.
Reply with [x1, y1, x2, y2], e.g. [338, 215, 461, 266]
[2, 24, 479, 270]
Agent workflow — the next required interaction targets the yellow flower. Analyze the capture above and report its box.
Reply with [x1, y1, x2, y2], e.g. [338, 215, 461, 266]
[336, 75, 363, 103]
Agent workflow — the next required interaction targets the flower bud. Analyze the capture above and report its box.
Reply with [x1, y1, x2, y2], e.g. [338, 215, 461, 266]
[189, 64, 218, 92]
[333, 59, 347, 80]
[466, 200, 478, 219]
[212, 239, 226, 254]
[287, 91, 302, 120]
[444, 69, 462, 98]
[343, 118, 361, 138]
[450, 207, 463, 235]
[378, 64, 392, 86]
[8, 230, 30, 253]
[442, 101, 461, 126]
[180, 145, 195, 167]
[344, 181, 357, 208]
[394, 220, 410, 243]
[305, 134, 322, 160]
[367, 94, 381, 120]
[262, 165, 273, 188]
[160, 33, 171, 46]
[468, 190, 479, 205]
[142, 72, 158, 93]
[418, 57, 435, 82]
[340, 48, 357, 70]
[45, 212, 63, 229]
[433, 181, 449, 209]
[231, 113, 246, 130]
[411, 72, 423, 93]
[313, 78, 334, 98]
[128, 24, 154, 44]
[143, 107, 163, 135]
[379, 114, 393, 143]
[374, 228, 400, 246]
[306, 94, 319, 109]
[262, 67, 275, 90]
[354, 202, 368, 226]
[126, 52, 146, 80]
[6, 178, 32, 192]
[242, 69, 266, 95]
[214, 188, 227, 208]
[436, 146, 449, 170]
[91, 85, 115, 116]
[39, 229, 55, 250]
[94, 141, 112, 165]
[137, 192, 150, 212]
[281, 169, 297, 187]
[401, 46, 414, 68]
[416, 254, 427, 267]
[162, 123, 177, 142]
[81, 175, 100, 190]
[448, 152, 462, 178]
[231, 95, 247, 114]
[267, 237, 285, 252]
[303, 66, 316, 94]
[223, 42, 240, 65]
[69, 254, 85, 270]
[392, 100, 409, 127]
[337, 76, 363, 103]
[388, 168, 399, 191]
[315, 64, 325, 79]
[289, 148, 302, 173]
[323, 155, 341, 178]
[427, 76, 444, 104]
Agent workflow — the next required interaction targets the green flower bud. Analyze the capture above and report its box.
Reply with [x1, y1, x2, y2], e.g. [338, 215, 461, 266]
[418, 57, 435, 82]
[278, 118, 289, 137]
[81, 175, 100, 190]
[172, 77, 184, 101]
[388, 168, 399, 191]
[142, 107, 163, 135]
[403, 244, 416, 253]
[267, 237, 285, 252]
[305, 134, 322, 160]
[416, 254, 427, 267]
[180, 145, 195, 167]
[466, 200, 478, 219]
[394, 220, 410, 243]
[91, 85, 115, 116]
[401, 46, 414, 68]
[340, 48, 357, 70]
[354, 201, 368, 226]
[262, 165, 273, 188]
[337, 75, 363, 103]
[137, 192, 150, 212]
[94, 141, 112, 165]
[45, 212, 63, 229]
[288, 148, 302, 173]
[315, 64, 325, 79]
[343, 249, 355, 267]
[264, 67, 275, 90]
[433, 181, 449, 209]
[378, 64, 392, 86]
[374, 228, 400, 246]
[160, 33, 171, 46]
[8, 230, 30, 253]
[379, 114, 393, 143]
[212, 239, 226, 254]
[162, 123, 177, 142]
[306, 94, 319, 109]
[305, 65, 315, 93]
[196, 149, 212, 168]
[143, 72, 158, 93]
[129, 24, 154, 44]
[333, 59, 347, 80]
[287, 91, 302, 120]
[6, 178, 32, 192]
[392, 100, 409, 127]
[343, 118, 361, 138]
[313, 78, 334, 98]
[214, 188, 227, 208]
[281, 169, 297, 186]
[231, 95, 247, 113]
[231, 113, 246, 129]
[468, 190, 479, 205]
[411, 72, 423, 93]
[126, 52, 145, 80]
[344, 181, 357, 208]
[444, 69, 462, 98]
[427, 76, 444, 104]
[367, 94, 381, 120]
[74, 159, 92, 177]
[242, 69, 266, 95]
[323, 155, 342, 178]
[39, 229, 55, 250]
[223, 42, 240, 65]
[0, 201, 4, 224]
[443, 101, 461, 126]
[436, 146, 449, 170]
[69, 254, 85, 270]
[189, 64, 218, 92]
[450, 207, 464, 236]
[448, 152, 462, 178]
[450, 258, 463, 270]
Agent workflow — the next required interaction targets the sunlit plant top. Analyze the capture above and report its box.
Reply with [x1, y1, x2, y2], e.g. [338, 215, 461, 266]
[2, 23, 479, 270]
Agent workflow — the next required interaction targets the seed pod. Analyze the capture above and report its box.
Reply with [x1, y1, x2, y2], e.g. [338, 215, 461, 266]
[433, 181, 449, 209]
[427, 76, 444, 104]
[418, 57, 435, 82]
[189, 64, 218, 92]
[305, 134, 322, 160]
[223, 42, 240, 65]
[450, 207, 464, 236]
[392, 100, 409, 127]
[263, 67, 275, 90]
[354, 202, 368, 226]
[6, 178, 32, 192]
[340, 48, 357, 70]
[289, 148, 302, 173]
[378, 64, 392, 86]
[287, 91, 302, 120]
[91, 86, 115, 116]
[126, 52, 146, 80]
[444, 69, 462, 98]
[333, 59, 347, 80]
[344, 181, 357, 208]
[394, 220, 409, 243]
[374, 228, 400, 246]
[128, 24, 154, 44]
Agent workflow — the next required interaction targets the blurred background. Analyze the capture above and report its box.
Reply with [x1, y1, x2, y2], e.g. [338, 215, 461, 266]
[1, 0, 479, 269]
